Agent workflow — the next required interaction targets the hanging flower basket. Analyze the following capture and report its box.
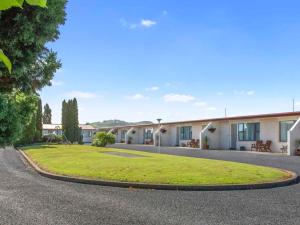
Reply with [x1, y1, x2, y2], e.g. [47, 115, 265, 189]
[160, 128, 167, 134]
[208, 127, 216, 133]
[132, 130, 136, 134]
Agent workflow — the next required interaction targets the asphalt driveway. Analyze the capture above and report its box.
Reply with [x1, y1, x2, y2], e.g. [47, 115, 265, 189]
[0, 146, 300, 225]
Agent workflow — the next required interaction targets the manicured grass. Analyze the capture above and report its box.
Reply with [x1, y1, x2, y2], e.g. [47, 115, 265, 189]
[22, 144, 291, 185]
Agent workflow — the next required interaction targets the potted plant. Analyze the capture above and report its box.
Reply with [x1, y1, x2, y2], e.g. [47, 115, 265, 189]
[128, 137, 133, 144]
[131, 130, 136, 134]
[296, 140, 300, 156]
[204, 136, 209, 149]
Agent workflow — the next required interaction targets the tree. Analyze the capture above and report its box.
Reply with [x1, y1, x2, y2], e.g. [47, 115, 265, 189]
[61, 98, 80, 143]
[0, 0, 66, 91]
[0, 0, 66, 146]
[61, 99, 66, 130]
[35, 98, 43, 141]
[43, 103, 52, 124]
[0, 92, 38, 146]
[72, 98, 80, 142]
[0, 0, 48, 73]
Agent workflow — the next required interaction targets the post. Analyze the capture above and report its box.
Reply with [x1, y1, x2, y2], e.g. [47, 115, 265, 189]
[157, 118, 162, 154]
[293, 98, 295, 112]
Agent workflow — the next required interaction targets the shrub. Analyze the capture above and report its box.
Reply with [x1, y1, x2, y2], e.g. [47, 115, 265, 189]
[42, 134, 63, 143]
[92, 132, 115, 147]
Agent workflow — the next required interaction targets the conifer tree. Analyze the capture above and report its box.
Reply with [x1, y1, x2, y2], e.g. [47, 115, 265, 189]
[35, 98, 43, 141]
[43, 103, 52, 124]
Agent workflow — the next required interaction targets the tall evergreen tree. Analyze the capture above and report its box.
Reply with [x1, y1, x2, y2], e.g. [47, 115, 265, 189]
[35, 98, 43, 141]
[72, 98, 80, 142]
[43, 103, 52, 124]
[61, 98, 80, 143]
[61, 100, 67, 139]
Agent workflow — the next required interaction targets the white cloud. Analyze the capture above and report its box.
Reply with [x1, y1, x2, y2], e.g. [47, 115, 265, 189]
[141, 19, 157, 28]
[162, 10, 168, 15]
[66, 91, 98, 99]
[125, 94, 149, 101]
[146, 86, 159, 91]
[295, 102, 300, 106]
[120, 18, 157, 29]
[164, 94, 195, 103]
[51, 80, 64, 86]
[234, 90, 255, 96]
[216, 92, 224, 96]
[194, 101, 207, 107]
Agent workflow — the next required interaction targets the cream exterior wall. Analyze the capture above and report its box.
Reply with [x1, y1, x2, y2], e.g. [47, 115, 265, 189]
[288, 118, 300, 155]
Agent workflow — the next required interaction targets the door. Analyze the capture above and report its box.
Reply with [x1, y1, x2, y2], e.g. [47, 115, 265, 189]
[176, 127, 180, 146]
[231, 124, 237, 149]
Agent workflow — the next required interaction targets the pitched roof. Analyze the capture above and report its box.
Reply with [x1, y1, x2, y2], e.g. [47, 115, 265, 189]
[98, 111, 300, 129]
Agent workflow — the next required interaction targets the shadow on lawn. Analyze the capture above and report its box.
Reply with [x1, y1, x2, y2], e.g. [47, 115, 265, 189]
[22, 144, 58, 151]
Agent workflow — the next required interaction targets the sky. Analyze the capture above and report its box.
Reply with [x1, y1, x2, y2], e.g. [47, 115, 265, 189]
[41, 0, 300, 124]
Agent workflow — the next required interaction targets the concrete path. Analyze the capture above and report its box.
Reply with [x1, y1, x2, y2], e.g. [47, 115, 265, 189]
[1, 146, 300, 225]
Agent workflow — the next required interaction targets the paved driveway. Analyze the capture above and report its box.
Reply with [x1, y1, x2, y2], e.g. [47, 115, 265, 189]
[0, 146, 300, 225]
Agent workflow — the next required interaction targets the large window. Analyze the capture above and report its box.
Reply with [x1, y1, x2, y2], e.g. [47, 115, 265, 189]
[279, 121, 295, 142]
[180, 126, 192, 140]
[238, 123, 260, 141]
[144, 128, 153, 140]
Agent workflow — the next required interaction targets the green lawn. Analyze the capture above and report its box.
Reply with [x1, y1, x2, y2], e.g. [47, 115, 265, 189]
[22, 144, 290, 185]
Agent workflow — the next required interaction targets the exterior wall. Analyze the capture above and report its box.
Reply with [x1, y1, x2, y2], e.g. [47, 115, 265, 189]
[218, 121, 231, 149]
[42, 129, 95, 143]
[201, 122, 221, 149]
[126, 128, 138, 144]
[154, 125, 170, 146]
[288, 118, 300, 155]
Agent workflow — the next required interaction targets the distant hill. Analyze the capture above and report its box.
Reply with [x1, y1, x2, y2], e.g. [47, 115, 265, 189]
[88, 120, 153, 128]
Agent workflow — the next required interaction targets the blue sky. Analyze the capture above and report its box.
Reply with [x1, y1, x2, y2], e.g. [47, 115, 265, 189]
[41, 0, 300, 123]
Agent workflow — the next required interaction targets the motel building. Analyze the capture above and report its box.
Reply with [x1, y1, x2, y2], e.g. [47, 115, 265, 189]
[42, 124, 97, 143]
[102, 112, 300, 156]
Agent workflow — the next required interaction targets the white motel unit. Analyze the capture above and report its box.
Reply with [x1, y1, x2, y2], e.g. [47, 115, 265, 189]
[102, 112, 300, 156]
[42, 124, 97, 143]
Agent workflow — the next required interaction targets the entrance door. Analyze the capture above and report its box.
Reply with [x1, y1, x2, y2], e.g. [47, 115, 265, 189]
[231, 124, 237, 149]
[176, 127, 180, 146]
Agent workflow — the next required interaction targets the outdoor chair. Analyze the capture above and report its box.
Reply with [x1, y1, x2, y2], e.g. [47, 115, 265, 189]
[251, 141, 262, 151]
[259, 140, 272, 152]
[280, 145, 288, 154]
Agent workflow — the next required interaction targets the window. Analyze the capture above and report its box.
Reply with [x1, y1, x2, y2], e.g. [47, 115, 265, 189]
[121, 130, 127, 140]
[279, 121, 295, 142]
[180, 126, 192, 140]
[238, 123, 260, 141]
[144, 128, 153, 140]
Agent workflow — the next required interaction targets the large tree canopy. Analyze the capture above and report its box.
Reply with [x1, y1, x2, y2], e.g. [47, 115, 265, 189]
[0, 91, 38, 146]
[0, 0, 67, 91]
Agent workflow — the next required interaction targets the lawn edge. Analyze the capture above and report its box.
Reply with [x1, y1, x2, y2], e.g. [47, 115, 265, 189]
[18, 149, 299, 191]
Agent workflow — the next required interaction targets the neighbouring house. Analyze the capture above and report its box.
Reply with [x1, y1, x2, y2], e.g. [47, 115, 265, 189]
[42, 124, 97, 143]
[99, 111, 300, 156]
